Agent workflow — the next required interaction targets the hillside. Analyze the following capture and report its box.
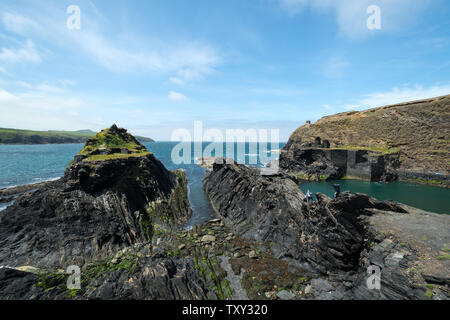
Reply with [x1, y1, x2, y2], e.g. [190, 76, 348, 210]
[0, 127, 154, 144]
[283, 94, 450, 175]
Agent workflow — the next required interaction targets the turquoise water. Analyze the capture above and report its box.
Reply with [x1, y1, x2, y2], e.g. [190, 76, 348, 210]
[1, 143, 448, 220]
[0, 142, 283, 227]
[299, 179, 450, 215]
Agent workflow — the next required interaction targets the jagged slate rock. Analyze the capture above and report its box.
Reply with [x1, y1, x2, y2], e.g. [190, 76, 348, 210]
[0, 268, 62, 300]
[422, 274, 450, 286]
[0, 255, 208, 300]
[0, 128, 191, 270]
[316, 192, 331, 205]
[203, 162, 371, 271]
[82, 256, 207, 300]
[311, 278, 334, 293]
[276, 290, 295, 300]
[215, 165, 419, 273]
[279, 148, 343, 180]
[203, 162, 450, 300]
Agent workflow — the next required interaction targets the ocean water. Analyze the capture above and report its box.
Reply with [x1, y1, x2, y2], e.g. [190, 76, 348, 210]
[1, 142, 448, 221]
[0, 142, 283, 227]
[300, 179, 450, 215]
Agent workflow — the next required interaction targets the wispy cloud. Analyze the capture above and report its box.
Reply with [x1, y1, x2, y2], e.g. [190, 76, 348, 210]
[168, 91, 188, 102]
[0, 39, 41, 64]
[2, 12, 42, 35]
[1, 9, 221, 82]
[278, 0, 433, 39]
[0, 87, 105, 131]
[322, 56, 349, 78]
[343, 84, 450, 110]
[170, 67, 213, 85]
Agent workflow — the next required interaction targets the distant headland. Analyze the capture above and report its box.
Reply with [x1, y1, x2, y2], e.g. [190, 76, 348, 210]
[0, 127, 154, 144]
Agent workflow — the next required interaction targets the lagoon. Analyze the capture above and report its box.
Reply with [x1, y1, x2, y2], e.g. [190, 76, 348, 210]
[299, 179, 450, 215]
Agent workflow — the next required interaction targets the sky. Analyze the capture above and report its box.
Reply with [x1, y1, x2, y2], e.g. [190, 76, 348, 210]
[0, 0, 449, 141]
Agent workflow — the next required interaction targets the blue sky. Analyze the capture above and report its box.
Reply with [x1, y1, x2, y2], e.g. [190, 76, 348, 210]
[0, 0, 449, 141]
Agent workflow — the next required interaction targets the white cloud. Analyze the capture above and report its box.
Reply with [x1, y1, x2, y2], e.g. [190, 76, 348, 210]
[168, 91, 188, 102]
[343, 84, 450, 110]
[170, 67, 212, 85]
[0, 39, 41, 64]
[322, 56, 349, 78]
[0, 87, 105, 131]
[2, 12, 42, 35]
[0, 78, 73, 94]
[279, 0, 433, 39]
[1, 8, 221, 82]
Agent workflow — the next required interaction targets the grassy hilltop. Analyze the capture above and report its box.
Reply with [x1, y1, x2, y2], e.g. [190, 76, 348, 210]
[284, 94, 450, 174]
[77, 124, 150, 161]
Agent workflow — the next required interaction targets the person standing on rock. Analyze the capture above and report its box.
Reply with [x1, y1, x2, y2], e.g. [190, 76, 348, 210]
[306, 190, 313, 202]
[333, 183, 341, 198]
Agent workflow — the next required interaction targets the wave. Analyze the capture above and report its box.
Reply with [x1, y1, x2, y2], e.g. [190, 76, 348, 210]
[2, 176, 61, 190]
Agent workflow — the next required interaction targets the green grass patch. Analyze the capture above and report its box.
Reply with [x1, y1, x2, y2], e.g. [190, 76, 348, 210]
[84, 152, 150, 162]
[425, 289, 433, 299]
[331, 145, 400, 154]
[81, 252, 139, 285]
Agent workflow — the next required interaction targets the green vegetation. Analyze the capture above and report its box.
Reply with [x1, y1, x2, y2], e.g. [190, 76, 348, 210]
[81, 252, 139, 284]
[413, 178, 446, 186]
[36, 251, 139, 298]
[84, 152, 151, 162]
[425, 289, 434, 299]
[193, 251, 233, 300]
[0, 128, 94, 144]
[331, 145, 400, 154]
[37, 272, 69, 291]
[0, 127, 153, 145]
[436, 254, 450, 261]
[79, 126, 146, 155]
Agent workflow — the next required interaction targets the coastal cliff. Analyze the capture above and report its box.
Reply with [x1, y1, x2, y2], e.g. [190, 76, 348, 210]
[0, 125, 188, 269]
[280, 94, 450, 186]
[203, 161, 450, 299]
[0, 125, 208, 299]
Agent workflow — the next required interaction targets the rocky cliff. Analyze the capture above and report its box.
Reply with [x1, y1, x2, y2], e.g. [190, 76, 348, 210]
[203, 161, 450, 300]
[0, 125, 201, 299]
[280, 95, 450, 185]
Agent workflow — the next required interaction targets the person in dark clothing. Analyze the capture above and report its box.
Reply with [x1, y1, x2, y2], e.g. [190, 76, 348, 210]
[332, 183, 341, 198]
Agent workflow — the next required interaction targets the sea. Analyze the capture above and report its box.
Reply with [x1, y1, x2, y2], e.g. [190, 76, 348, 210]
[0, 142, 448, 225]
[0, 142, 283, 228]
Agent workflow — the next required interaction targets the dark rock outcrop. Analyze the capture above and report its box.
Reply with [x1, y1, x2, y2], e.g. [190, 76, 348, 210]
[279, 143, 401, 182]
[0, 126, 190, 270]
[0, 253, 207, 300]
[203, 161, 450, 299]
[279, 148, 344, 181]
